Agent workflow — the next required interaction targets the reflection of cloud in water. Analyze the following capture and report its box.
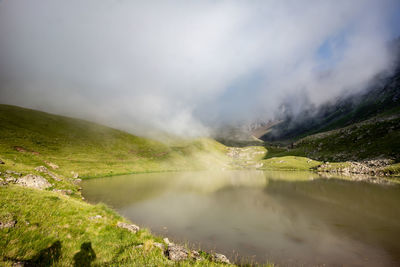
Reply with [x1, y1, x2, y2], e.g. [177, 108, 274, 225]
[83, 171, 400, 266]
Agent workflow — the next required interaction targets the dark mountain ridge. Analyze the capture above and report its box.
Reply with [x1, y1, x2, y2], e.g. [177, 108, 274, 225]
[261, 38, 400, 143]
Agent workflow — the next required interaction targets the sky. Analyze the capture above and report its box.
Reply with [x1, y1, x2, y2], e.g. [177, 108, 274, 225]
[0, 0, 399, 137]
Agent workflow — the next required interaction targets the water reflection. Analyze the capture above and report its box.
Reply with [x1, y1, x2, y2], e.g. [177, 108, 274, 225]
[82, 171, 400, 266]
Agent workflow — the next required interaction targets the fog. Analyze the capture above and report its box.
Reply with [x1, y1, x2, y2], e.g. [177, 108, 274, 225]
[0, 0, 398, 137]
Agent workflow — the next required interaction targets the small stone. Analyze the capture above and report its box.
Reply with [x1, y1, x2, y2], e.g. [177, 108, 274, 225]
[52, 189, 73, 195]
[89, 215, 102, 220]
[0, 159, 4, 164]
[5, 175, 17, 183]
[17, 174, 51, 190]
[72, 179, 82, 185]
[134, 244, 143, 249]
[12, 261, 25, 267]
[6, 170, 22, 176]
[190, 250, 204, 261]
[212, 253, 230, 264]
[45, 161, 59, 169]
[0, 220, 17, 229]
[117, 222, 140, 233]
[35, 166, 61, 181]
[35, 166, 48, 173]
[48, 172, 61, 181]
[163, 237, 173, 245]
[71, 172, 79, 178]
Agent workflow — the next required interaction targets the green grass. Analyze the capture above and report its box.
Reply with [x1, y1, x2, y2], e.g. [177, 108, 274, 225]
[261, 156, 321, 171]
[0, 104, 228, 179]
[293, 116, 400, 162]
[0, 185, 232, 266]
[0, 105, 247, 266]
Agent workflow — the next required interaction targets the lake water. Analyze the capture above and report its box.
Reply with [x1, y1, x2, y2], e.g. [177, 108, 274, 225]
[82, 171, 400, 266]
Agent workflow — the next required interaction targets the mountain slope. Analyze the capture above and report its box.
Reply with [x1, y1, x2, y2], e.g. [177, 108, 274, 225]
[260, 40, 400, 143]
[0, 104, 228, 178]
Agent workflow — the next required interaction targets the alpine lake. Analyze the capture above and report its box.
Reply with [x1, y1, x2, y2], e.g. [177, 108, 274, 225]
[82, 170, 400, 266]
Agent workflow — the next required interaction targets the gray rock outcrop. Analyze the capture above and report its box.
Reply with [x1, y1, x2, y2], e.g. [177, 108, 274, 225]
[17, 174, 51, 189]
[117, 222, 140, 233]
[165, 244, 189, 261]
[35, 166, 61, 181]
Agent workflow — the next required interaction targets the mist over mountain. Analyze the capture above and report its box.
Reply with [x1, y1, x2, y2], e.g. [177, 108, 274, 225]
[260, 38, 400, 142]
[0, 0, 399, 138]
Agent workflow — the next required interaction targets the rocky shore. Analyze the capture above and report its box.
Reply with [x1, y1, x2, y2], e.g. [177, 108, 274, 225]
[315, 159, 397, 184]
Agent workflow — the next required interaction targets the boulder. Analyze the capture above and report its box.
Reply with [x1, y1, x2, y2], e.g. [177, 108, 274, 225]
[17, 174, 51, 189]
[117, 222, 140, 233]
[165, 244, 189, 261]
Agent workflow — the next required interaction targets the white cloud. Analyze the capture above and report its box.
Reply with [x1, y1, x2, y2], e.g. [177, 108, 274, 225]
[0, 0, 397, 137]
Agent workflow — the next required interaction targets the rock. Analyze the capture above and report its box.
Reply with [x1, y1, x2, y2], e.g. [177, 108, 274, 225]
[14, 146, 27, 152]
[72, 179, 82, 185]
[0, 178, 7, 186]
[71, 172, 79, 179]
[153, 242, 165, 250]
[0, 220, 17, 229]
[45, 161, 59, 169]
[163, 237, 173, 245]
[6, 170, 22, 176]
[117, 222, 140, 233]
[5, 175, 17, 183]
[0, 159, 4, 164]
[89, 215, 102, 220]
[212, 253, 230, 264]
[165, 244, 189, 261]
[17, 174, 51, 189]
[12, 261, 26, 267]
[35, 166, 61, 181]
[52, 189, 73, 195]
[190, 250, 204, 261]
[35, 166, 48, 173]
[47, 172, 61, 181]
[134, 244, 143, 249]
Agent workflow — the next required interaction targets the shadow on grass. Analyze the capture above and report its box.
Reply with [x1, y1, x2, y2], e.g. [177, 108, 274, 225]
[8, 240, 62, 267]
[73, 242, 96, 267]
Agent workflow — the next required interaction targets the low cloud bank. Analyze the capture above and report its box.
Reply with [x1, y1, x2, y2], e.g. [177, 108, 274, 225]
[0, 0, 398, 137]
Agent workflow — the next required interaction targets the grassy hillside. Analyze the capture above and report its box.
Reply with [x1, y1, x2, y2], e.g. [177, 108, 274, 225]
[0, 185, 234, 266]
[260, 114, 400, 177]
[0, 105, 245, 266]
[0, 104, 228, 179]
